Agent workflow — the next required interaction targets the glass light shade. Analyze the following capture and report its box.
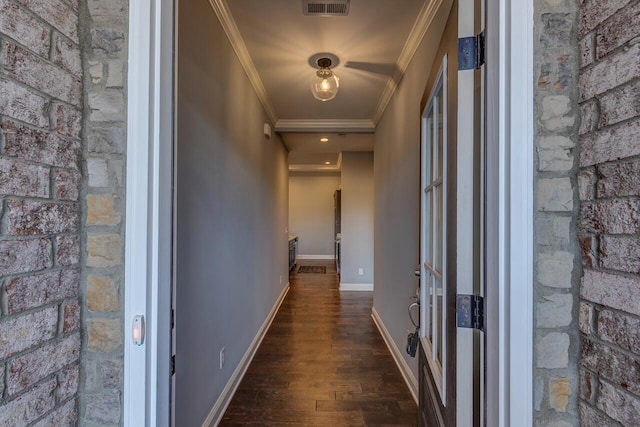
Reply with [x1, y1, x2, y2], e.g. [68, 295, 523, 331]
[310, 70, 339, 101]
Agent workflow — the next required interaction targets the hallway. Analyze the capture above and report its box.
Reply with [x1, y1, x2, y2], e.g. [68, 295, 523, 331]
[220, 261, 418, 425]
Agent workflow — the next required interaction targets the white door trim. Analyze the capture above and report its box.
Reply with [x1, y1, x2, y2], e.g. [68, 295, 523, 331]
[124, 0, 174, 425]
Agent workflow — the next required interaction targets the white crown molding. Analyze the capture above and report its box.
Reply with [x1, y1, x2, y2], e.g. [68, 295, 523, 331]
[371, 0, 444, 125]
[275, 119, 375, 133]
[288, 164, 342, 172]
[208, 0, 279, 124]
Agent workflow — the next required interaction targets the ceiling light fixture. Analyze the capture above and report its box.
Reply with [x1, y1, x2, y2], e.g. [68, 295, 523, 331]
[325, 161, 331, 165]
[311, 57, 339, 102]
[320, 137, 329, 143]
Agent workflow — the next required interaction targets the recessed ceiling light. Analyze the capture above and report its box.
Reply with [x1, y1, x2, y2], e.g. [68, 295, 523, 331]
[325, 161, 331, 165]
[320, 137, 329, 143]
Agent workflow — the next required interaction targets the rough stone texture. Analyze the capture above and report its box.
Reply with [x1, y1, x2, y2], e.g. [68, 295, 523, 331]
[537, 332, 570, 369]
[537, 294, 574, 328]
[550, 377, 571, 412]
[87, 275, 119, 312]
[87, 233, 121, 267]
[87, 194, 121, 226]
[0, 0, 84, 420]
[578, 1, 640, 425]
[87, 318, 122, 352]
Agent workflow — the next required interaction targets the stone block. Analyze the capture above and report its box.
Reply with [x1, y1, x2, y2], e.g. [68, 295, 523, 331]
[7, 332, 80, 395]
[87, 0, 126, 20]
[91, 28, 125, 54]
[88, 126, 124, 153]
[579, 235, 597, 268]
[1, 40, 81, 106]
[535, 375, 544, 411]
[536, 332, 570, 369]
[88, 60, 103, 83]
[536, 293, 573, 328]
[0, 238, 52, 276]
[549, 377, 570, 412]
[0, 158, 50, 198]
[580, 118, 640, 167]
[84, 392, 121, 424]
[107, 59, 124, 88]
[0, 0, 50, 57]
[596, 380, 640, 426]
[579, 100, 598, 136]
[0, 306, 57, 359]
[580, 368, 595, 402]
[538, 251, 574, 288]
[87, 275, 119, 312]
[540, 13, 573, 49]
[579, 44, 640, 102]
[32, 399, 77, 427]
[16, 0, 79, 42]
[599, 236, 640, 274]
[536, 216, 571, 247]
[579, 302, 594, 335]
[578, 200, 640, 234]
[109, 158, 124, 187]
[62, 299, 80, 332]
[2, 118, 81, 170]
[87, 158, 108, 187]
[87, 194, 121, 226]
[57, 364, 80, 402]
[88, 91, 125, 122]
[0, 77, 48, 127]
[6, 269, 78, 314]
[581, 269, 640, 316]
[87, 233, 121, 267]
[538, 178, 574, 212]
[579, 32, 595, 68]
[87, 318, 122, 352]
[597, 309, 640, 354]
[578, 169, 595, 200]
[579, 402, 620, 427]
[537, 135, 575, 171]
[599, 80, 640, 128]
[56, 235, 80, 266]
[581, 337, 640, 395]
[597, 160, 640, 197]
[53, 168, 81, 201]
[5, 199, 80, 235]
[51, 102, 82, 140]
[579, 0, 631, 36]
[98, 359, 122, 389]
[52, 31, 81, 76]
[0, 378, 56, 426]
[596, 1, 640, 58]
[540, 95, 576, 131]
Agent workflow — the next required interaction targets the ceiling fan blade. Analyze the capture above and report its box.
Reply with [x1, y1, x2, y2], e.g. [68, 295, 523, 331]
[343, 61, 399, 77]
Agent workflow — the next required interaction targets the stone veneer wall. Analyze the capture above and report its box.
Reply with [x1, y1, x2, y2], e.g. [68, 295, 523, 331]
[0, 0, 83, 424]
[79, 0, 128, 425]
[577, 0, 640, 426]
[533, 0, 581, 425]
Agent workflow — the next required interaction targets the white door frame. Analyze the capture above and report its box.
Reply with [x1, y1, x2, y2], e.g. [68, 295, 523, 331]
[122, 0, 533, 425]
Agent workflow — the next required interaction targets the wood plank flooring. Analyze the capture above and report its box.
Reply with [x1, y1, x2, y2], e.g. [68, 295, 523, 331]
[220, 260, 418, 426]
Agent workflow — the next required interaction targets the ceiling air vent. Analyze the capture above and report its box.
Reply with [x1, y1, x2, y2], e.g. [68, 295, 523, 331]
[303, 0, 350, 16]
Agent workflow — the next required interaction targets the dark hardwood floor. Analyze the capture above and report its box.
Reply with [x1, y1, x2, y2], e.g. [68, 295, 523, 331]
[220, 260, 418, 426]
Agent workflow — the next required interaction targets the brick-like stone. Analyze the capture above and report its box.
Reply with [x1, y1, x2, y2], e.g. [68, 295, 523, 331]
[87, 157, 108, 187]
[538, 251, 574, 288]
[51, 102, 82, 139]
[580, 402, 620, 427]
[578, 169, 595, 200]
[579, 99, 598, 136]
[88, 91, 125, 122]
[6, 269, 78, 313]
[540, 13, 573, 49]
[600, 236, 640, 274]
[0, 238, 52, 276]
[536, 293, 573, 328]
[540, 95, 576, 131]
[599, 80, 640, 128]
[549, 377, 570, 412]
[91, 28, 125, 54]
[62, 299, 80, 332]
[88, 126, 124, 153]
[579, 235, 597, 268]
[580, 118, 640, 167]
[98, 359, 122, 389]
[2, 118, 80, 170]
[87, 233, 121, 267]
[0, 0, 50, 57]
[538, 135, 575, 171]
[0, 157, 50, 198]
[536, 216, 571, 248]
[0, 378, 56, 427]
[579, 0, 631, 36]
[579, 43, 640, 102]
[579, 302, 594, 335]
[1, 40, 81, 106]
[578, 200, 640, 234]
[32, 399, 77, 427]
[87, 318, 122, 352]
[579, 32, 595, 68]
[0, 77, 48, 127]
[87, 275, 119, 312]
[87, 194, 121, 226]
[597, 160, 640, 198]
[84, 392, 121, 424]
[535, 376, 544, 411]
[6, 199, 79, 235]
[16, 0, 78, 42]
[582, 269, 640, 316]
[107, 59, 124, 88]
[538, 178, 574, 212]
[53, 168, 81, 201]
[56, 235, 80, 266]
[0, 306, 57, 359]
[581, 337, 640, 395]
[580, 368, 595, 402]
[536, 332, 570, 369]
[596, 1, 640, 59]
[7, 333, 80, 395]
[596, 380, 640, 426]
[88, 60, 103, 83]
[597, 309, 640, 354]
[57, 364, 79, 402]
[87, 0, 126, 21]
[51, 32, 81, 76]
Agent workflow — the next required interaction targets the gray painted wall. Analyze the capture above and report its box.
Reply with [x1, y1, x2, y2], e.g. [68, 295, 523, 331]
[340, 152, 374, 284]
[373, 1, 453, 379]
[289, 172, 341, 256]
[176, 1, 289, 425]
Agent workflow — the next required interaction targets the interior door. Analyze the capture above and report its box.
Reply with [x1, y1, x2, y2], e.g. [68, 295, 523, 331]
[418, 0, 485, 425]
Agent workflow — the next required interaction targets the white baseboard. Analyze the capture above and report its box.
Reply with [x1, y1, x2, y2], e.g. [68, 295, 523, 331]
[340, 282, 374, 291]
[371, 307, 418, 404]
[297, 254, 335, 260]
[202, 283, 290, 427]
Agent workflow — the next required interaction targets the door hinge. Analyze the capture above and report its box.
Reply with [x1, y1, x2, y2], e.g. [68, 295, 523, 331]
[456, 294, 484, 331]
[458, 31, 485, 70]
[170, 355, 176, 375]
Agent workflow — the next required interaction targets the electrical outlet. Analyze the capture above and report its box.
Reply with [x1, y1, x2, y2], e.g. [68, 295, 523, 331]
[358, 268, 364, 276]
[219, 348, 225, 369]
